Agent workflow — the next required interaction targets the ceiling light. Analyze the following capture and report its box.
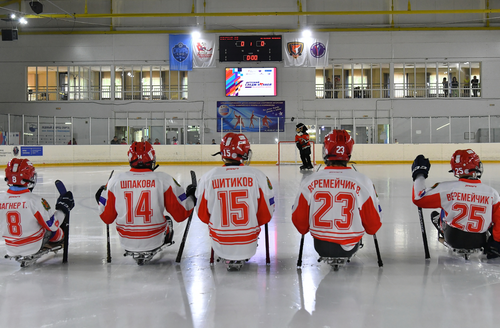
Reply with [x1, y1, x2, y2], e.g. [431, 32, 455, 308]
[192, 31, 201, 39]
[302, 29, 312, 38]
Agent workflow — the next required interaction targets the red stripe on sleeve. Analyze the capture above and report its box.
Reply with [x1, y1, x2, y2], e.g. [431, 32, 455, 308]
[34, 211, 50, 230]
[197, 192, 211, 224]
[164, 187, 192, 223]
[292, 194, 310, 235]
[360, 197, 382, 235]
[256, 189, 272, 226]
[100, 191, 118, 225]
[412, 187, 442, 209]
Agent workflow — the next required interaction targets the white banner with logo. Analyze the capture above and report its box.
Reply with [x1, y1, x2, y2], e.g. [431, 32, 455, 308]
[192, 35, 216, 68]
[283, 33, 329, 67]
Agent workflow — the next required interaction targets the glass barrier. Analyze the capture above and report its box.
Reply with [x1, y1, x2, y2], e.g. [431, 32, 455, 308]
[1, 114, 500, 146]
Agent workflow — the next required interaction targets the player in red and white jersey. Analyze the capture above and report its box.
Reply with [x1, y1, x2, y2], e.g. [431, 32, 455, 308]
[0, 158, 74, 257]
[195, 133, 275, 261]
[292, 130, 382, 258]
[97, 142, 196, 253]
[412, 150, 500, 253]
[295, 123, 313, 170]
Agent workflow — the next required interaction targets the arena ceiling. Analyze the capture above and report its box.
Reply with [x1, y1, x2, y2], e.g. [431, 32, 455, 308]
[0, 0, 500, 35]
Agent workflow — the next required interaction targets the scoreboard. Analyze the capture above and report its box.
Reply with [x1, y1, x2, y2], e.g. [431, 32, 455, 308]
[219, 35, 282, 62]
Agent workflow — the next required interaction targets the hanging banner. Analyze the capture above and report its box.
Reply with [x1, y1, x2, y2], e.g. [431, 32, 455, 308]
[193, 35, 216, 68]
[283, 33, 308, 67]
[169, 34, 193, 71]
[283, 32, 329, 68]
[308, 33, 329, 68]
[216, 101, 285, 132]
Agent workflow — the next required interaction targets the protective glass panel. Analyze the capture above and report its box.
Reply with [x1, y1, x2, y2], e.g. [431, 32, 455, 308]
[412, 117, 431, 144]
[430, 117, 450, 143]
[393, 117, 411, 144]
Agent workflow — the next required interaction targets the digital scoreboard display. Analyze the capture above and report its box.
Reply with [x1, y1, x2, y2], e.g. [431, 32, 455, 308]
[219, 35, 282, 62]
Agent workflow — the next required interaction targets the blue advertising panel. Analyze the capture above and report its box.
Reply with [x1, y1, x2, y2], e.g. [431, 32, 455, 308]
[169, 34, 193, 71]
[21, 146, 43, 156]
[216, 101, 285, 132]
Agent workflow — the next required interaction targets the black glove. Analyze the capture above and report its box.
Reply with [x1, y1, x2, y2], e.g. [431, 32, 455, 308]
[486, 236, 500, 259]
[95, 185, 106, 204]
[186, 183, 197, 203]
[412, 155, 431, 181]
[56, 191, 75, 217]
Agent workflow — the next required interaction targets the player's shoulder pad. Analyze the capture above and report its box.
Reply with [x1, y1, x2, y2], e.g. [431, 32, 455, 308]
[41, 198, 51, 210]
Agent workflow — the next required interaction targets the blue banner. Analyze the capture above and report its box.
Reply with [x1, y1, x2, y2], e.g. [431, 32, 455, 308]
[21, 146, 43, 156]
[169, 34, 193, 71]
[216, 101, 285, 132]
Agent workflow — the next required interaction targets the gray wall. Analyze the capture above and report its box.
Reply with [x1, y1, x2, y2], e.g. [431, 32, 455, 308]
[0, 30, 499, 144]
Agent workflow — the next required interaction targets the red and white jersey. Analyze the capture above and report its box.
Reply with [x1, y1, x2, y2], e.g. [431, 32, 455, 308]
[413, 176, 500, 238]
[0, 188, 64, 256]
[292, 166, 382, 247]
[99, 168, 195, 252]
[195, 165, 275, 260]
[295, 133, 310, 150]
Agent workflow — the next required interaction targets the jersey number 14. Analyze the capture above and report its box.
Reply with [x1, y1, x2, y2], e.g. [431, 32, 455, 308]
[124, 191, 153, 224]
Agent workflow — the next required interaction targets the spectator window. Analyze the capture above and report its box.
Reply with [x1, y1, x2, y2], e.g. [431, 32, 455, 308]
[27, 65, 189, 101]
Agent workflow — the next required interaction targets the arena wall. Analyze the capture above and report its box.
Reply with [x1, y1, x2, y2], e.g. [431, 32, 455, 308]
[2, 143, 499, 166]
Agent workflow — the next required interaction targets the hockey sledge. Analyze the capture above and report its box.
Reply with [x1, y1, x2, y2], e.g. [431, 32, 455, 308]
[436, 224, 487, 261]
[316, 241, 362, 271]
[212, 255, 249, 271]
[123, 240, 174, 266]
[5, 244, 63, 268]
[318, 256, 352, 271]
[438, 237, 483, 261]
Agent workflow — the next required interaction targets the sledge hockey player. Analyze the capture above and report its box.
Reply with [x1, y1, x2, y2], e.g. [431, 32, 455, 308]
[195, 133, 275, 270]
[292, 130, 382, 268]
[295, 123, 313, 170]
[412, 150, 500, 258]
[96, 141, 196, 264]
[0, 158, 74, 263]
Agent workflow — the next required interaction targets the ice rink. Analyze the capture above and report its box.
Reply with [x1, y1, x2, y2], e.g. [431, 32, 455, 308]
[1, 162, 500, 328]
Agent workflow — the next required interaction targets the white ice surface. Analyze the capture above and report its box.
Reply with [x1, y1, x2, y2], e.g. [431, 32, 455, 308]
[1, 163, 500, 328]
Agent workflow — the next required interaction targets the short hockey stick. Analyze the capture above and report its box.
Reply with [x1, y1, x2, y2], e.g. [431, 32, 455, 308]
[352, 163, 384, 267]
[264, 223, 270, 265]
[373, 233, 383, 267]
[296, 234, 305, 268]
[296, 164, 322, 268]
[105, 170, 114, 263]
[175, 170, 197, 263]
[418, 207, 431, 259]
[55, 180, 69, 263]
[210, 248, 215, 265]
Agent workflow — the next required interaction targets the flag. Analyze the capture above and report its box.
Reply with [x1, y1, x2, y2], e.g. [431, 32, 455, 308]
[193, 35, 216, 68]
[169, 34, 193, 71]
[283, 33, 308, 67]
[283, 32, 329, 68]
[307, 33, 329, 68]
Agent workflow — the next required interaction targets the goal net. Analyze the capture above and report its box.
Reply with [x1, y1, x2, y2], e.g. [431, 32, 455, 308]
[277, 141, 316, 165]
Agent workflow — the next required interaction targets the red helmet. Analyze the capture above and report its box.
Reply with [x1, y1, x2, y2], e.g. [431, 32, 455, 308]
[323, 130, 354, 162]
[128, 142, 156, 169]
[450, 149, 482, 178]
[5, 158, 37, 188]
[220, 133, 251, 164]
